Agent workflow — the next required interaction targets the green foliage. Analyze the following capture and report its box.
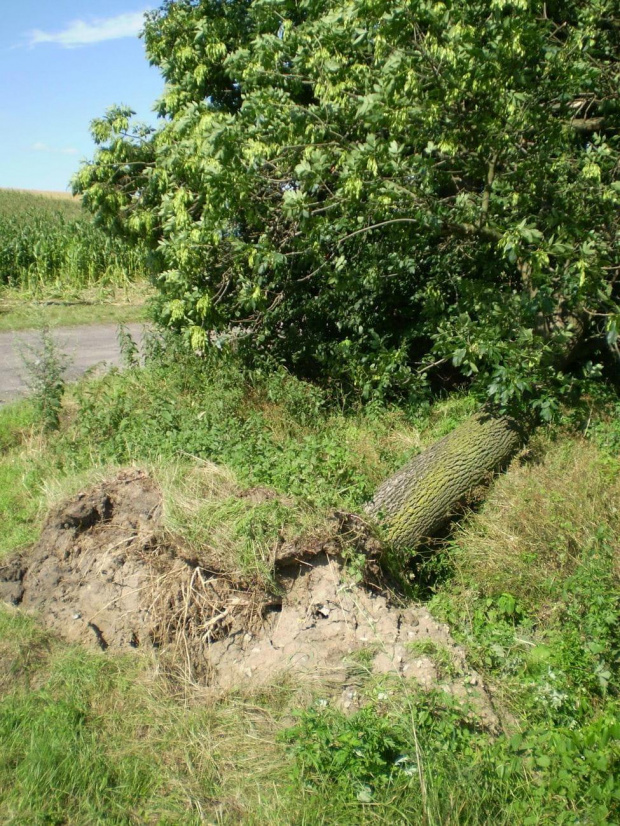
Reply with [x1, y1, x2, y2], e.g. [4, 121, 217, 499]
[0, 189, 150, 292]
[76, 0, 620, 408]
[19, 327, 70, 432]
[429, 441, 620, 727]
[434, 544, 620, 726]
[283, 691, 620, 824]
[2, 353, 620, 822]
[283, 703, 410, 796]
[68, 340, 421, 510]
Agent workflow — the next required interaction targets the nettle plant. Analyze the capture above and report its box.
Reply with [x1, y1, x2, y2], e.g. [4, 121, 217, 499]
[74, 0, 619, 410]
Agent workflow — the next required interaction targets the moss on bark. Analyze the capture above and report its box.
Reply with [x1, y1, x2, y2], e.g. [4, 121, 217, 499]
[366, 412, 524, 549]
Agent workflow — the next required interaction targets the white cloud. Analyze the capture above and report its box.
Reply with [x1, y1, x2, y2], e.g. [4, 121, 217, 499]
[27, 11, 147, 49]
[31, 142, 79, 156]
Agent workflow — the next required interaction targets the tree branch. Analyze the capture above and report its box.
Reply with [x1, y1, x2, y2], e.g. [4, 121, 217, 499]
[568, 117, 606, 133]
[480, 152, 498, 226]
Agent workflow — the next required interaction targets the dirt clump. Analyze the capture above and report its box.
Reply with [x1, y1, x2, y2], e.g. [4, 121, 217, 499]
[0, 469, 498, 727]
[0, 470, 246, 669]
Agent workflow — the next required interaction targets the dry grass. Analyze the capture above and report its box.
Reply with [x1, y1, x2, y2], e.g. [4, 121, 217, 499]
[157, 460, 328, 581]
[452, 437, 620, 606]
[0, 281, 152, 332]
[0, 188, 79, 201]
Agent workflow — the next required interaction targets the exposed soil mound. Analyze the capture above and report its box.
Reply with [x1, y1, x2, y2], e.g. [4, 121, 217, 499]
[0, 470, 498, 726]
[1, 470, 173, 650]
[209, 551, 498, 727]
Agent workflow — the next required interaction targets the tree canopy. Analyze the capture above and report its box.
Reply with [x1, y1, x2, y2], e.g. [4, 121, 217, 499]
[74, 0, 620, 413]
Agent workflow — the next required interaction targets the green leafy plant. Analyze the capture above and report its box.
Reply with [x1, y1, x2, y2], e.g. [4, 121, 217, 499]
[19, 327, 70, 432]
[75, 0, 619, 410]
[282, 703, 409, 796]
[117, 323, 140, 369]
[0, 189, 149, 293]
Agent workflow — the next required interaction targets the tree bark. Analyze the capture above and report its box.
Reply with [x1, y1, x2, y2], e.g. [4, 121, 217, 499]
[365, 412, 525, 549]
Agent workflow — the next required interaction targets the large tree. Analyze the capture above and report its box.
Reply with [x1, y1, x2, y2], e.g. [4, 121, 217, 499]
[75, 0, 619, 547]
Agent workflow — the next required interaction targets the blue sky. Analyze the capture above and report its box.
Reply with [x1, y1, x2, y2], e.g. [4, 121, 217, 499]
[0, 1, 163, 192]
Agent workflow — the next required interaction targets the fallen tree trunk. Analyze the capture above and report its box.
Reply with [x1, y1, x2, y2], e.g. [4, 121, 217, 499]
[365, 412, 525, 549]
[367, 311, 588, 550]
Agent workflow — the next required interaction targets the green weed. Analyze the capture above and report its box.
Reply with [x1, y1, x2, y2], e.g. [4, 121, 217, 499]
[19, 326, 70, 431]
[69, 345, 421, 511]
[282, 691, 620, 825]
[406, 640, 462, 680]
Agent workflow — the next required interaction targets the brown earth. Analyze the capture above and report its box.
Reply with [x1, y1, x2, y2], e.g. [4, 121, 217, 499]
[0, 469, 498, 727]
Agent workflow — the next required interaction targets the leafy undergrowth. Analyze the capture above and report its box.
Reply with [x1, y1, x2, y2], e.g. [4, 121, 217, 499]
[1, 342, 619, 823]
[66, 336, 474, 512]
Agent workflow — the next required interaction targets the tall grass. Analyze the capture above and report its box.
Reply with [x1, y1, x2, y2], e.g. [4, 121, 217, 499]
[0, 189, 149, 292]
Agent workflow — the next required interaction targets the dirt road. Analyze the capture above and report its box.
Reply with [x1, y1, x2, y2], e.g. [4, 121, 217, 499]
[0, 323, 147, 404]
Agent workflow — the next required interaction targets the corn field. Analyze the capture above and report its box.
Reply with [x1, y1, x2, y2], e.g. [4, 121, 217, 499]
[0, 190, 150, 291]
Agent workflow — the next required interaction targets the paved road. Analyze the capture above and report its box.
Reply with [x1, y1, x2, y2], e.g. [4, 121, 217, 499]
[0, 323, 147, 404]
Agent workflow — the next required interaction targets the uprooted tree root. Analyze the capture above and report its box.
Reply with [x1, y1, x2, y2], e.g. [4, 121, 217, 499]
[0, 469, 499, 727]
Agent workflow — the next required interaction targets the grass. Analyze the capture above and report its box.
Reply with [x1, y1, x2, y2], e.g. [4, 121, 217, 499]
[447, 438, 620, 610]
[0, 283, 152, 332]
[159, 460, 328, 583]
[0, 401, 45, 556]
[406, 640, 462, 680]
[0, 344, 619, 823]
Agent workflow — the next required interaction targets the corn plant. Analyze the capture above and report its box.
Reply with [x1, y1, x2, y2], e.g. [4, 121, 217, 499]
[0, 190, 149, 292]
